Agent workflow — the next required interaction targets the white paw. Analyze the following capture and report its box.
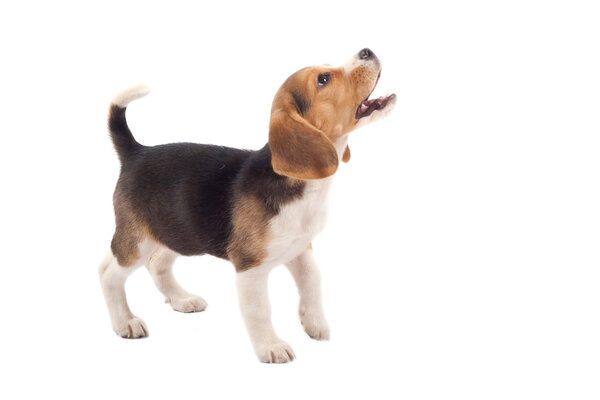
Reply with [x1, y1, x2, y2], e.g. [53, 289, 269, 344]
[301, 312, 330, 341]
[255, 340, 296, 363]
[114, 317, 148, 339]
[299, 304, 329, 340]
[167, 295, 207, 313]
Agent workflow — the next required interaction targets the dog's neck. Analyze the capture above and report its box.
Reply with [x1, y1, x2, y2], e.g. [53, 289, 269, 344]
[332, 135, 349, 163]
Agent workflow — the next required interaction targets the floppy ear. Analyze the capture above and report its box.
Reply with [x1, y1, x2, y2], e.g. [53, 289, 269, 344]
[269, 92, 339, 180]
[342, 145, 351, 163]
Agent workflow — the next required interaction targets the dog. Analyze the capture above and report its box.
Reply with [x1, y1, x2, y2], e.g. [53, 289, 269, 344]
[99, 48, 396, 363]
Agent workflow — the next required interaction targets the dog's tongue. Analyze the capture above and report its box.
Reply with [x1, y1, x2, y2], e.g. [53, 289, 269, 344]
[356, 94, 396, 119]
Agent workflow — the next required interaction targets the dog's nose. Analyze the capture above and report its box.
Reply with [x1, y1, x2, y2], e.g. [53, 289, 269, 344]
[359, 48, 375, 60]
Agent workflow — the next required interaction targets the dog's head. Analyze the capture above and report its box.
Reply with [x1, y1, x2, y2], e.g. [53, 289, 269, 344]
[269, 48, 396, 180]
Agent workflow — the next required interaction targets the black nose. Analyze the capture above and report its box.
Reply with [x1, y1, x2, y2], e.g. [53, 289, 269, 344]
[359, 48, 374, 60]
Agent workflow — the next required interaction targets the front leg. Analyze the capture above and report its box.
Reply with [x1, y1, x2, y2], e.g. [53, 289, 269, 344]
[236, 265, 295, 363]
[286, 246, 330, 340]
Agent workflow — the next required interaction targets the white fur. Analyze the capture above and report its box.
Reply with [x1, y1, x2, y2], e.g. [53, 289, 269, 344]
[342, 56, 363, 75]
[99, 240, 206, 339]
[236, 266, 296, 363]
[286, 248, 330, 340]
[342, 53, 379, 75]
[146, 246, 207, 313]
[112, 84, 151, 108]
[99, 239, 156, 338]
[263, 179, 332, 266]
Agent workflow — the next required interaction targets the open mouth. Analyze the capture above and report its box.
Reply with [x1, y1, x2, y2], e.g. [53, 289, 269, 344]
[355, 72, 396, 119]
[355, 69, 396, 119]
[356, 93, 396, 119]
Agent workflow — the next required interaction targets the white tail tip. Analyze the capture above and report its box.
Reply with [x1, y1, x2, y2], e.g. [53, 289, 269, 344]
[112, 84, 151, 108]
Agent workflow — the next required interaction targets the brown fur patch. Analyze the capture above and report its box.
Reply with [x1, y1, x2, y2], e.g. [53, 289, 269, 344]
[269, 105, 339, 180]
[227, 194, 271, 272]
[342, 145, 351, 163]
[111, 190, 153, 267]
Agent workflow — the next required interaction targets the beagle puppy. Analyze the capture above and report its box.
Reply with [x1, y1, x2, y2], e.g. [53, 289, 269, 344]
[99, 48, 396, 363]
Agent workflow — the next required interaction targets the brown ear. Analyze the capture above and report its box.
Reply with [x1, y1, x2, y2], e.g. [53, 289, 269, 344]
[342, 145, 351, 163]
[269, 93, 339, 180]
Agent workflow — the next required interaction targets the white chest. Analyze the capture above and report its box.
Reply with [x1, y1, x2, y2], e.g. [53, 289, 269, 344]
[264, 179, 333, 266]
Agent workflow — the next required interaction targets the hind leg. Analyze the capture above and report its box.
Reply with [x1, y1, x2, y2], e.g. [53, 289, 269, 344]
[146, 246, 207, 313]
[98, 239, 156, 338]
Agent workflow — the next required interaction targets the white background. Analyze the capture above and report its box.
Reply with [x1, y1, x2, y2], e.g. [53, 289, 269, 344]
[1, 0, 598, 399]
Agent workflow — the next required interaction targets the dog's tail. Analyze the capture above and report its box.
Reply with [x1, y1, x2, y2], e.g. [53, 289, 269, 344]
[108, 85, 151, 162]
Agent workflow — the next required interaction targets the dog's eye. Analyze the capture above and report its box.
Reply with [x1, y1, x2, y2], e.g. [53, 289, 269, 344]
[317, 73, 331, 87]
